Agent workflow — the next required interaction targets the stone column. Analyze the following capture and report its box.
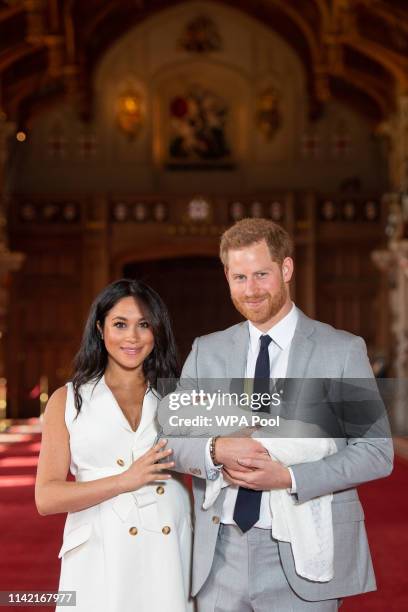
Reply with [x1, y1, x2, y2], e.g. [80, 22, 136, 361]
[371, 95, 408, 436]
[23, 0, 47, 43]
[372, 244, 408, 435]
[381, 94, 408, 195]
[44, 34, 65, 78]
[0, 112, 25, 421]
[0, 112, 15, 245]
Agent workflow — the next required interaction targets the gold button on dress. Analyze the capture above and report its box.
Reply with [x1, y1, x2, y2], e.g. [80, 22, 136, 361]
[57, 379, 193, 612]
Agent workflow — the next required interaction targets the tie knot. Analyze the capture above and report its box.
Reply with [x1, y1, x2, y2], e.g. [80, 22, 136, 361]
[260, 334, 272, 350]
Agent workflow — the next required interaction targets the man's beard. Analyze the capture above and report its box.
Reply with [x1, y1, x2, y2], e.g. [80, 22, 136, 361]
[231, 279, 288, 325]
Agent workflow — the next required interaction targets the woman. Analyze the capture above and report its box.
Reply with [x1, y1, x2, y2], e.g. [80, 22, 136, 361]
[35, 279, 194, 612]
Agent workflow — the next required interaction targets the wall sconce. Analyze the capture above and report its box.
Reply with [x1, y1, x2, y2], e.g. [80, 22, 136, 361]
[116, 91, 143, 139]
[255, 87, 281, 141]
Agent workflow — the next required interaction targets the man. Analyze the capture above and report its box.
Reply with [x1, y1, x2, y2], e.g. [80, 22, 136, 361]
[160, 218, 393, 611]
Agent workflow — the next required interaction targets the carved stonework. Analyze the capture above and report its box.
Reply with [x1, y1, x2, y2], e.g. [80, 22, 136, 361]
[372, 241, 408, 432]
[380, 95, 408, 192]
[178, 15, 222, 53]
[111, 200, 169, 223]
[44, 35, 65, 77]
[0, 113, 15, 170]
[23, 0, 47, 42]
[2, 0, 408, 133]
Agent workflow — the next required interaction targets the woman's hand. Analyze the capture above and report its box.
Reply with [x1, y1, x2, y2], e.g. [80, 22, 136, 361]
[118, 439, 174, 493]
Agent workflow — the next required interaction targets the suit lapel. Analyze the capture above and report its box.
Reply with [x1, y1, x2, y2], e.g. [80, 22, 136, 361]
[224, 322, 248, 396]
[286, 308, 316, 378]
[224, 311, 315, 380]
[282, 309, 316, 410]
[223, 311, 316, 406]
[225, 322, 249, 379]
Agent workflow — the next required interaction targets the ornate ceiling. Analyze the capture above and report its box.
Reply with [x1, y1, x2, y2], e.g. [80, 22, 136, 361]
[0, 0, 407, 126]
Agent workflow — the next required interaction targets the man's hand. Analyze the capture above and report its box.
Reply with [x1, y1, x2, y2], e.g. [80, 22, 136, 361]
[223, 455, 292, 490]
[215, 437, 268, 473]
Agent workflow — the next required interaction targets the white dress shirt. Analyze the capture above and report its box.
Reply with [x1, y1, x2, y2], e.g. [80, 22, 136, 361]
[205, 302, 299, 528]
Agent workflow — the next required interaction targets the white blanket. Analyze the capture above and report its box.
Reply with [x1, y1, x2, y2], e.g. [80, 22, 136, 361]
[204, 437, 337, 582]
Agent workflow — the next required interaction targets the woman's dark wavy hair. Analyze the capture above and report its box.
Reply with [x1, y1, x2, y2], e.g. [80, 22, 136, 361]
[72, 279, 179, 413]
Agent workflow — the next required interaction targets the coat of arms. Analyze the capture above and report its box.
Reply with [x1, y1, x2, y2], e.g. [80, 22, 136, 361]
[178, 15, 222, 53]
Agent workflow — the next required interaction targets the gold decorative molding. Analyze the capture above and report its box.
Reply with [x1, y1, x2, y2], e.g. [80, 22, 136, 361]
[0, 0, 408, 125]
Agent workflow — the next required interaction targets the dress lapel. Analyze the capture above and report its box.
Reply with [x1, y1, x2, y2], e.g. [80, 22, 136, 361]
[99, 376, 134, 433]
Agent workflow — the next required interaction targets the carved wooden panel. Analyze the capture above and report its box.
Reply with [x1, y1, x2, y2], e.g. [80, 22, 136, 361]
[7, 241, 83, 418]
[315, 198, 387, 358]
[124, 257, 242, 362]
[7, 193, 388, 417]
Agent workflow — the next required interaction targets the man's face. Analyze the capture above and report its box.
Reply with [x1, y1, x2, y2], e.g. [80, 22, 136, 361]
[225, 240, 293, 329]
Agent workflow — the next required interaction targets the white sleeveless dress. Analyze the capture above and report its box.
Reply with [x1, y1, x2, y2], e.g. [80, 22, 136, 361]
[57, 377, 194, 612]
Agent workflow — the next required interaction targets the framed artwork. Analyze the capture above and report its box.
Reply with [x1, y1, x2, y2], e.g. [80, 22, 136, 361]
[166, 84, 235, 170]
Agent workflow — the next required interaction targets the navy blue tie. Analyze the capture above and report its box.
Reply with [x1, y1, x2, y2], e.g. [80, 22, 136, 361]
[233, 334, 272, 533]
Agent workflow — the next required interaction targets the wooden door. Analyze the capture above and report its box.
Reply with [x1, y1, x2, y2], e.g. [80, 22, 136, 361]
[123, 256, 242, 363]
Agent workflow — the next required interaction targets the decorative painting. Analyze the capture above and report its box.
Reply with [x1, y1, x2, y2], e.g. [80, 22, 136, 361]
[167, 85, 233, 169]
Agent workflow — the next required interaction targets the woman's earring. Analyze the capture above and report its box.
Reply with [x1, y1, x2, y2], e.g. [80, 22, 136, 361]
[100, 332, 104, 340]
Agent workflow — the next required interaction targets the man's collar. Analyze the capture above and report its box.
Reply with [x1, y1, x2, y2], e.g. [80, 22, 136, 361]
[248, 302, 298, 352]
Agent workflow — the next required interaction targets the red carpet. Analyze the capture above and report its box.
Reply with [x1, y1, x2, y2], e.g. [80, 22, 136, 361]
[0, 430, 64, 612]
[345, 454, 408, 611]
[0, 428, 407, 610]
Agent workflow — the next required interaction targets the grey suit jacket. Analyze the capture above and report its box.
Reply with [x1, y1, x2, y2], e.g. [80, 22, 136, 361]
[160, 308, 394, 600]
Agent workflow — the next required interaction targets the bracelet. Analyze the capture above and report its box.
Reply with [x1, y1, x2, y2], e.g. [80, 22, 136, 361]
[210, 436, 221, 466]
